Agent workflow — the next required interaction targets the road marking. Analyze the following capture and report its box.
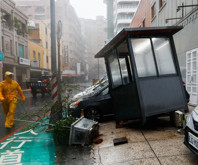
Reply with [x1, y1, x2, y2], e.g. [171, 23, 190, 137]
[0, 111, 50, 143]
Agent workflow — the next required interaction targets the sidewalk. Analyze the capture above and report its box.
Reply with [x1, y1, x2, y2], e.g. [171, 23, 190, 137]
[55, 105, 198, 165]
[1, 104, 197, 164]
[91, 116, 198, 165]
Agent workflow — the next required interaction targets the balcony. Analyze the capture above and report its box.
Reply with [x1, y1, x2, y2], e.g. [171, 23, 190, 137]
[116, 18, 132, 25]
[116, 8, 136, 14]
[116, 0, 139, 3]
[1, 12, 13, 31]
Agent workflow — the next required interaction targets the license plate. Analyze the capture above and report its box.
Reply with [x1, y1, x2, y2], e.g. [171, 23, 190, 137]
[188, 132, 198, 150]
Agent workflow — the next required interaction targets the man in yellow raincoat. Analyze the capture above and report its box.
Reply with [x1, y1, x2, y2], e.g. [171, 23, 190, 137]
[0, 71, 25, 128]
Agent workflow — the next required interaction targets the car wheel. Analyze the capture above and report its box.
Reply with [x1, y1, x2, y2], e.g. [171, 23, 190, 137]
[85, 108, 101, 121]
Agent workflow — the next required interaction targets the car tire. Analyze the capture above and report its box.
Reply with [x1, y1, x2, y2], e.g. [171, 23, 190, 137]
[85, 108, 101, 121]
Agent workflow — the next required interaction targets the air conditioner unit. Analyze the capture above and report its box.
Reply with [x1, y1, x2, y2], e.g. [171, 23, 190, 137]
[69, 117, 99, 145]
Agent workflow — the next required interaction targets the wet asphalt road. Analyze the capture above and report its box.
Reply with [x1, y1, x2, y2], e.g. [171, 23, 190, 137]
[0, 83, 91, 140]
[0, 91, 52, 140]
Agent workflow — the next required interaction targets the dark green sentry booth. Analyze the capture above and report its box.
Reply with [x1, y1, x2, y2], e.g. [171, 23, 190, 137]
[95, 26, 189, 123]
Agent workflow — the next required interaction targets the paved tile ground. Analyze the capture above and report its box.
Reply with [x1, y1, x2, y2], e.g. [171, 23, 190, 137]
[92, 115, 198, 165]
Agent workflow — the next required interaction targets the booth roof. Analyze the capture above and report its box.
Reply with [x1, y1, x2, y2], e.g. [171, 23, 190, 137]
[95, 26, 183, 58]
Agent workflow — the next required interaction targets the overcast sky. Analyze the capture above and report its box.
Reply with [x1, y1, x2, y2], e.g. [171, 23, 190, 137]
[70, 0, 106, 19]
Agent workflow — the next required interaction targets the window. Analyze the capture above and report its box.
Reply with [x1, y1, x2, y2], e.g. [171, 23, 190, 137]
[151, 3, 156, 19]
[46, 42, 48, 49]
[100, 87, 109, 96]
[119, 58, 130, 85]
[142, 19, 145, 27]
[152, 38, 176, 75]
[10, 40, 12, 55]
[159, 0, 165, 9]
[38, 53, 40, 60]
[131, 37, 176, 78]
[108, 41, 133, 88]
[18, 44, 24, 57]
[46, 56, 48, 63]
[35, 7, 45, 13]
[2, 36, 4, 52]
[132, 38, 157, 77]
[33, 51, 36, 60]
[108, 51, 122, 88]
[15, 42, 17, 56]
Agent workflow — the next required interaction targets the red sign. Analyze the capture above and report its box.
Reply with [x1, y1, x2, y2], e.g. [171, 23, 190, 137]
[0, 61, 3, 68]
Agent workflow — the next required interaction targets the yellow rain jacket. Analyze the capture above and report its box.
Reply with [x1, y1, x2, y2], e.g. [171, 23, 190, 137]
[0, 71, 25, 128]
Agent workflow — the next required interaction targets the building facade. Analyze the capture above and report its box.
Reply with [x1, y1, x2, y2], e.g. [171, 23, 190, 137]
[0, 0, 30, 89]
[113, 0, 140, 34]
[151, 0, 198, 105]
[103, 0, 114, 42]
[104, 0, 140, 41]
[80, 16, 107, 80]
[28, 21, 53, 79]
[131, 0, 151, 27]
[13, 0, 51, 28]
[56, 0, 87, 82]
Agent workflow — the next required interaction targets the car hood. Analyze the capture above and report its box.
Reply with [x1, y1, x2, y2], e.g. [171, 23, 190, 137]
[186, 106, 198, 133]
[194, 106, 198, 115]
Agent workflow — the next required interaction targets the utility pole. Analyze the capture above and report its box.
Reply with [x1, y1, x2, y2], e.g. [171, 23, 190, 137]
[50, 0, 56, 73]
[50, 0, 62, 125]
[57, 20, 62, 115]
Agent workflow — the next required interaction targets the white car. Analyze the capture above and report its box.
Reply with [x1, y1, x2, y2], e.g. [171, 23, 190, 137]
[184, 106, 198, 155]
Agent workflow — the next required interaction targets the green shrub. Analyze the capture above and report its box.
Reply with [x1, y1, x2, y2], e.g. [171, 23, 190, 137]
[51, 116, 76, 146]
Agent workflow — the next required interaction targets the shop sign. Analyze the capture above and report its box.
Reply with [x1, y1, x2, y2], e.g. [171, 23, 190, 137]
[0, 61, 3, 68]
[31, 60, 40, 68]
[0, 52, 4, 61]
[19, 57, 30, 66]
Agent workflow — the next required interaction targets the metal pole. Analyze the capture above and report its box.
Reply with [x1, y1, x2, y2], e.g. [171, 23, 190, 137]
[58, 41, 61, 110]
[50, 0, 56, 73]
[50, 0, 59, 125]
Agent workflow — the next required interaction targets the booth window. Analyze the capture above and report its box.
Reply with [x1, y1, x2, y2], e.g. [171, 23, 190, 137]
[119, 57, 131, 85]
[152, 38, 176, 75]
[132, 38, 157, 77]
[108, 41, 133, 89]
[131, 37, 176, 78]
[108, 51, 122, 88]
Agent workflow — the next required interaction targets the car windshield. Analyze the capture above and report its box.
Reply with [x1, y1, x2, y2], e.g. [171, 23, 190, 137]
[92, 80, 108, 93]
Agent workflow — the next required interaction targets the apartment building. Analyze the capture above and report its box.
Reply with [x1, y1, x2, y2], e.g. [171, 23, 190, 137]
[113, 0, 140, 34]
[56, 0, 87, 82]
[104, 0, 140, 41]
[80, 16, 107, 80]
[15, 0, 88, 82]
[28, 22, 52, 79]
[0, 0, 30, 88]
[13, 0, 50, 28]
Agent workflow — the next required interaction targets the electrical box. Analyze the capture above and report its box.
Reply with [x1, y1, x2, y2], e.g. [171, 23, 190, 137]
[69, 117, 99, 145]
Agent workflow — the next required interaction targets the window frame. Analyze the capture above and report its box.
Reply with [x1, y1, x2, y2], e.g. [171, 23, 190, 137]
[131, 36, 177, 78]
[107, 42, 133, 89]
[159, 0, 166, 10]
[151, 2, 156, 20]
[33, 51, 36, 60]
